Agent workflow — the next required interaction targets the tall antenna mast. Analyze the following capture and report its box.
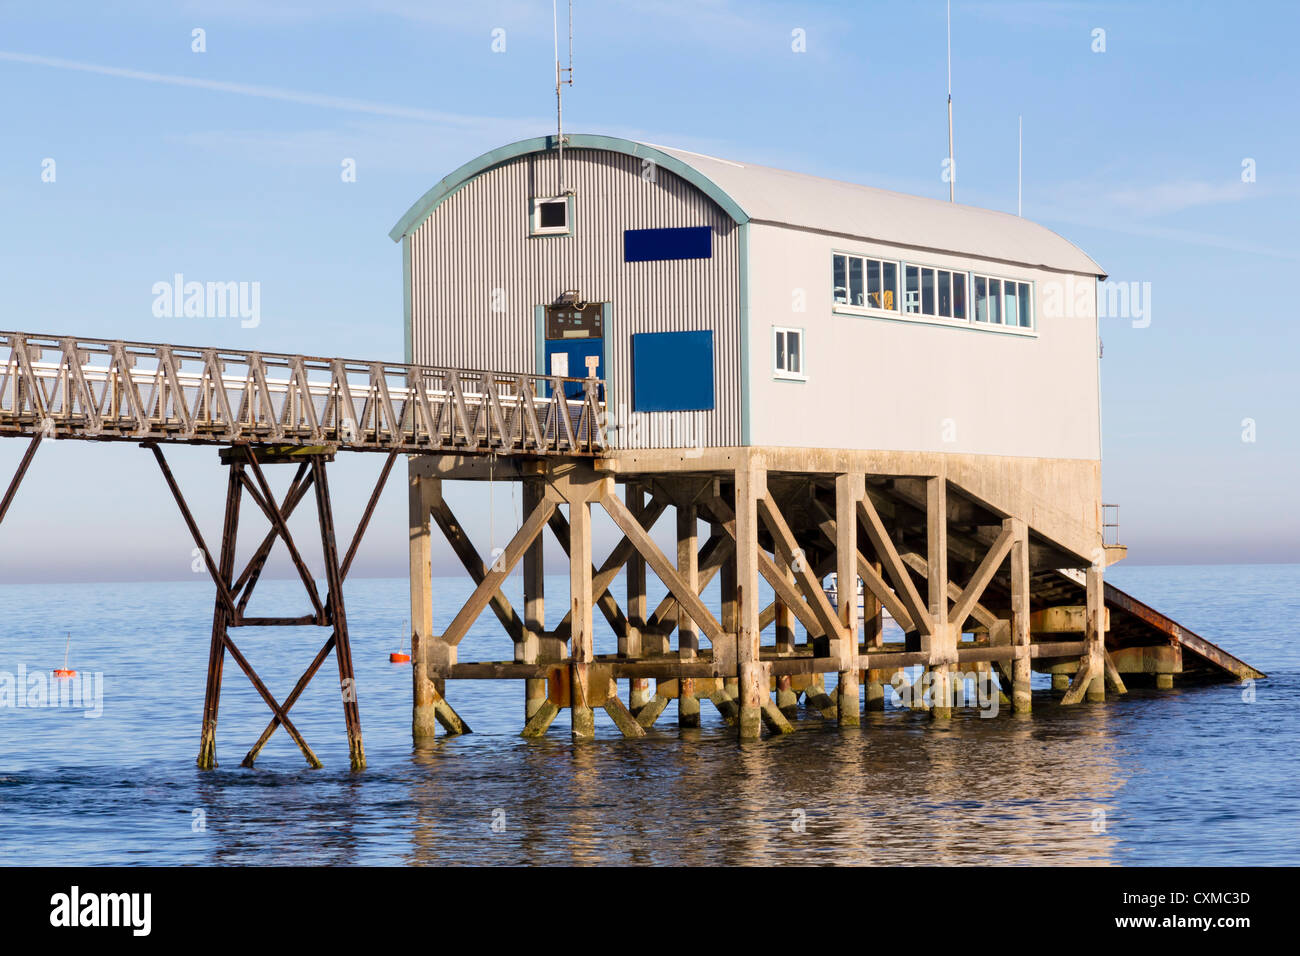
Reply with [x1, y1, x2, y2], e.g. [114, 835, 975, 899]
[554, 0, 574, 194]
[1018, 114, 1023, 216]
[947, 0, 955, 203]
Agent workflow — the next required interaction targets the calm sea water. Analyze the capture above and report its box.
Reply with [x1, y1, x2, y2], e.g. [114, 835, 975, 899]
[1, 564, 1296, 866]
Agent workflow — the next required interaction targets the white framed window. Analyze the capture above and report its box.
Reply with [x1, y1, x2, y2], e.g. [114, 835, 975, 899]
[973, 273, 1033, 328]
[903, 262, 968, 320]
[530, 196, 573, 236]
[773, 326, 805, 380]
[833, 253, 897, 311]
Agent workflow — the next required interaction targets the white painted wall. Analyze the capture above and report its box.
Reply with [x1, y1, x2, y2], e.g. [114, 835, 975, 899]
[745, 223, 1101, 462]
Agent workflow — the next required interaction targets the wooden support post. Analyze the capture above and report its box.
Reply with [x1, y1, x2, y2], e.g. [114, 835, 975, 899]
[635, 695, 669, 729]
[312, 456, 365, 770]
[1060, 565, 1107, 705]
[835, 473, 863, 726]
[735, 461, 764, 739]
[521, 699, 559, 738]
[775, 557, 796, 655]
[0, 432, 42, 527]
[1103, 650, 1128, 695]
[679, 678, 701, 728]
[522, 479, 547, 721]
[804, 675, 837, 719]
[862, 553, 885, 710]
[626, 484, 653, 714]
[197, 462, 241, 768]
[776, 674, 798, 718]
[1085, 563, 1106, 703]
[864, 668, 888, 711]
[676, 500, 700, 660]
[409, 469, 440, 741]
[927, 476, 954, 718]
[719, 517, 740, 704]
[1008, 516, 1033, 714]
[569, 493, 596, 739]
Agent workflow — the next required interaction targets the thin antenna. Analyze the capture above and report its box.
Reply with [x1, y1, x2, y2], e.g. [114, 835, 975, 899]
[554, 0, 575, 194]
[1018, 114, 1023, 216]
[947, 0, 955, 203]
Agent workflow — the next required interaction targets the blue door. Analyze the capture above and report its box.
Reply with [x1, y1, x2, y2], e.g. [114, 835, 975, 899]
[544, 338, 603, 401]
[540, 302, 606, 401]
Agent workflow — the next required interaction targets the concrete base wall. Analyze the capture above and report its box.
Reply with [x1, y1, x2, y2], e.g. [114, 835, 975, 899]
[602, 445, 1102, 563]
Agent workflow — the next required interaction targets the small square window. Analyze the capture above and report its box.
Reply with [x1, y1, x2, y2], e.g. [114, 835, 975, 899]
[531, 197, 572, 236]
[774, 327, 805, 380]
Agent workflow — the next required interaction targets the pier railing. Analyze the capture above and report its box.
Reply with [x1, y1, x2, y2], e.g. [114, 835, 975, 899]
[0, 331, 604, 455]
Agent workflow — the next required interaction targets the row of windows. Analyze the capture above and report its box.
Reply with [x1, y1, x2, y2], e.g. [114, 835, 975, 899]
[833, 253, 1033, 330]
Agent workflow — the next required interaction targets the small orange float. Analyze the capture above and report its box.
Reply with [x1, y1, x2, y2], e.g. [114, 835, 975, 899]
[53, 632, 77, 678]
[390, 633, 411, 664]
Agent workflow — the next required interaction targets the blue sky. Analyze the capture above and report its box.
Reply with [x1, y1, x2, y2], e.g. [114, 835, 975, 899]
[1, 0, 1297, 582]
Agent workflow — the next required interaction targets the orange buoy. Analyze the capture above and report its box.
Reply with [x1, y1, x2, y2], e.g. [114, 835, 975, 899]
[53, 632, 76, 678]
[389, 630, 411, 663]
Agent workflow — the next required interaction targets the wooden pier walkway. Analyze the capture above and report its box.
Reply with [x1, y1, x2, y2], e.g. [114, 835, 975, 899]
[0, 329, 1265, 770]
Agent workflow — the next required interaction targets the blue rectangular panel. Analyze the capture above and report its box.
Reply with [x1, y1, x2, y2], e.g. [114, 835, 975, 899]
[544, 338, 603, 401]
[632, 330, 714, 412]
[624, 226, 712, 263]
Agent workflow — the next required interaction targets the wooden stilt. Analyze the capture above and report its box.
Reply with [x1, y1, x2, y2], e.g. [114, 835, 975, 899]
[635, 695, 669, 729]
[926, 476, 954, 719]
[312, 456, 365, 770]
[679, 677, 700, 727]
[734, 461, 765, 739]
[1008, 516, 1033, 714]
[197, 462, 241, 769]
[410, 470, 440, 740]
[0, 432, 42, 527]
[522, 479, 547, 721]
[776, 674, 798, 718]
[1085, 563, 1106, 703]
[521, 699, 560, 738]
[676, 500, 700, 660]
[569, 490, 596, 739]
[835, 473, 863, 726]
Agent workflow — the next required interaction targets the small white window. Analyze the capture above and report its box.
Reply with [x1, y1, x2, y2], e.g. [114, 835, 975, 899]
[530, 196, 572, 236]
[774, 327, 805, 380]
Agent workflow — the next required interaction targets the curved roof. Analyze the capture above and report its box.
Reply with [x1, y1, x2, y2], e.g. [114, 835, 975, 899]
[390, 133, 1104, 277]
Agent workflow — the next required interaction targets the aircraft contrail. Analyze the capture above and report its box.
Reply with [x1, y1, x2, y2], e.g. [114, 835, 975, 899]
[0, 50, 483, 125]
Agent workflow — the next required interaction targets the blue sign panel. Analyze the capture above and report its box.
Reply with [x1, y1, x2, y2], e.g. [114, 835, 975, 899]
[632, 330, 714, 412]
[623, 226, 712, 263]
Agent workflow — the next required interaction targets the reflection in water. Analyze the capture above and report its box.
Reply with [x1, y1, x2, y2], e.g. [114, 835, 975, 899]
[2, 569, 1294, 866]
[393, 693, 1125, 866]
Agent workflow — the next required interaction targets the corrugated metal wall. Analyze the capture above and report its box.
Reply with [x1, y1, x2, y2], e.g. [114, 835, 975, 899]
[408, 148, 741, 449]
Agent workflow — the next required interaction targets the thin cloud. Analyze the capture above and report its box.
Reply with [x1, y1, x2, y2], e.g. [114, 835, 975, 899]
[0, 50, 514, 126]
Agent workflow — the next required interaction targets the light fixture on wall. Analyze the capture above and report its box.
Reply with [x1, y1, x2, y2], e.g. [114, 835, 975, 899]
[554, 290, 587, 309]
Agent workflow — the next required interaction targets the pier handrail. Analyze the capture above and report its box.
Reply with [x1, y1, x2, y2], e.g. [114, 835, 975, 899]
[0, 330, 604, 455]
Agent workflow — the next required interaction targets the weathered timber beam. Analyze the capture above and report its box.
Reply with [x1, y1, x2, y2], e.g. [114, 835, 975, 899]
[548, 493, 669, 638]
[599, 489, 727, 647]
[857, 495, 933, 635]
[0, 432, 42, 526]
[439, 486, 560, 646]
[756, 492, 844, 640]
[898, 549, 999, 630]
[809, 498, 917, 632]
[703, 495, 825, 637]
[644, 530, 734, 635]
[949, 524, 1015, 629]
[430, 494, 526, 643]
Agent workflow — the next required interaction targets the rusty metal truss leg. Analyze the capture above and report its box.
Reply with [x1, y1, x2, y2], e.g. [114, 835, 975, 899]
[150, 443, 395, 772]
[0, 432, 43, 527]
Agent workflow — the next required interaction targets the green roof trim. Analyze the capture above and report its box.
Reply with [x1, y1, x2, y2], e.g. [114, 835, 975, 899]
[387, 133, 750, 242]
